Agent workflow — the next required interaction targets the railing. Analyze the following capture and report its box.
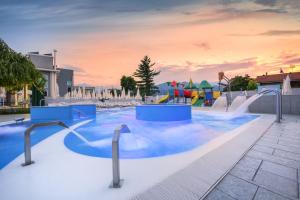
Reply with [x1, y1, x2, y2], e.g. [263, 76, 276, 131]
[39, 99, 45, 106]
[258, 89, 282, 123]
[109, 124, 130, 188]
[22, 121, 69, 166]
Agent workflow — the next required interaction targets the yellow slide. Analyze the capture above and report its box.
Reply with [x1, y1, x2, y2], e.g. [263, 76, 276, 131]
[156, 94, 169, 104]
[191, 94, 199, 105]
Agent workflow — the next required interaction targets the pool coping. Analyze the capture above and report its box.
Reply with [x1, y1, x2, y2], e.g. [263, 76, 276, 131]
[131, 114, 275, 200]
[0, 113, 275, 200]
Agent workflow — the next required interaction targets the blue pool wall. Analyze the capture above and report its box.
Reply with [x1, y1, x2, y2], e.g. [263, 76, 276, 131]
[136, 104, 192, 121]
[71, 105, 96, 116]
[31, 104, 96, 121]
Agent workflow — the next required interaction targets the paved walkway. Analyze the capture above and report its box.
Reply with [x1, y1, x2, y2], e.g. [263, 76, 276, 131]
[205, 115, 300, 200]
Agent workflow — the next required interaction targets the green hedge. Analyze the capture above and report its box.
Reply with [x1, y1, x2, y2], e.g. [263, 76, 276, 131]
[0, 107, 30, 115]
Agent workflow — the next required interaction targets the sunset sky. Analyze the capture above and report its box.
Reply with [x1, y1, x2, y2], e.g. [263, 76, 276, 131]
[1, 0, 300, 87]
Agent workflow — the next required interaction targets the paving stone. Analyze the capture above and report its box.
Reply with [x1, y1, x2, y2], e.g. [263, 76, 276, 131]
[278, 140, 300, 149]
[238, 156, 262, 170]
[261, 135, 280, 142]
[274, 149, 300, 162]
[205, 189, 236, 200]
[253, 170, 298, 198]
[247, 150, 300, 169]
[259, 138, 278, 145]
[217, 175, 258, 200]
[281, 133, 300, 140]
[256, 141, 300, 154]
[254, 187, 291, 200]
[260, 160, 297, 181]
[230, 163, 257, 181]
[278, 137, 300, 145]
[252, 144, 274, 154]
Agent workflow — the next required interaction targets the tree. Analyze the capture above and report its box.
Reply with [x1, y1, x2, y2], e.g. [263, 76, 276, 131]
[227, 75, 257, 91]
[0, 38, 45, 104]
[120, 75, 136, 94]
[247, 79, 258, 90]
[133, 56, 160, 97]
[229, 75, 251, 91]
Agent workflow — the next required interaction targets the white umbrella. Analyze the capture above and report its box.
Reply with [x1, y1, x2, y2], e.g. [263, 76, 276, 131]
[126, 90, 131, 99]
[121, 88, 126, 99]
[282, 75, 293, 95]
[135, 88, 142, 100]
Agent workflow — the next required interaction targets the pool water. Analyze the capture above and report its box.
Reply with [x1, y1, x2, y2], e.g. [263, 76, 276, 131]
[0, 118, 85, 169]
[0, 107, 259, 169]
[64, 108, 259, 159]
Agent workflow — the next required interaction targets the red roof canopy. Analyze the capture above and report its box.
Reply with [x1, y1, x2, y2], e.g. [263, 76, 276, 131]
[256, 72, 300, 84]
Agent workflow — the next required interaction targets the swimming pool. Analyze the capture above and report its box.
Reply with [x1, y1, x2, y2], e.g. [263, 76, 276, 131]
[64, 107, 259, 159]
[0, 107, 258, 169]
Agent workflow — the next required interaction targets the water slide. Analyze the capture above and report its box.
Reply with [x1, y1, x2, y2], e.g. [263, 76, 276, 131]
[157, 94, 169, 103]
[193, 98, 204, 106]
[191, 94, 203, 106]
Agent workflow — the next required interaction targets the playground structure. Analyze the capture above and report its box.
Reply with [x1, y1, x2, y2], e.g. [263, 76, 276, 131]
[156, 79, 221, 107]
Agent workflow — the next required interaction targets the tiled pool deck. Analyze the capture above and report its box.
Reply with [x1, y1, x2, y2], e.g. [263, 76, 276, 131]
[205, 115, 300, 200]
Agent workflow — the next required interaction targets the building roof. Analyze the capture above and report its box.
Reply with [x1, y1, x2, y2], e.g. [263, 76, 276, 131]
[256, 72, 300, 84]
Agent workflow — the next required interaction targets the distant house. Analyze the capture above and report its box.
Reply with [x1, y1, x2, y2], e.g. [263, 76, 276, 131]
[256, 72, 300, 88]
[27, 51, 74, 97]
[57, 68, 74, 97]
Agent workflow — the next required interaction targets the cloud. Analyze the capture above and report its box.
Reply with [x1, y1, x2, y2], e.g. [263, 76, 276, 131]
[254, 0, 278, 7]
[284, 57, 300, 65]
[280, 53, 300, 65]
[254, 8, 287, 14]
[156, 53, 300, 84]
[259, 30, 300, 36]
[229, 29, 300, 37]
[194, 42, 210, 50]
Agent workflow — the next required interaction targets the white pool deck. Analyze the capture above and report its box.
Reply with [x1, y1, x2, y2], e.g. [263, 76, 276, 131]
[0, 113, 275, 200]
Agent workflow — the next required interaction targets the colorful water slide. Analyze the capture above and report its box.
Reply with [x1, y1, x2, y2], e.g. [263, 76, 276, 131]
[193, 98, 204, 106]
[156, 94, 169, 103]
[191, 94, 199, 105]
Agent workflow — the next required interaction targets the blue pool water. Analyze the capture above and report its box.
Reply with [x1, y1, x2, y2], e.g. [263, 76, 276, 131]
[0, 107, 258, 169]
[0, 118, 85, 169]
[64, 108, 259, 159]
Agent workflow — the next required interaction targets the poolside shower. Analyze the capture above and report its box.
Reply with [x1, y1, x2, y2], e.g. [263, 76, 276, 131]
[110, 124, 130, 188]
[22, 121, 69, 166]
[259, 89, 282, 123]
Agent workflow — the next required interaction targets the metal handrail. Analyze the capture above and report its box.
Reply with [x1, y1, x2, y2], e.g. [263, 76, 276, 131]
[39, 99, 45, 106]
[22, 121, 69, 166]
[109, 124, 130, 188]
[258, 89, 282, 123]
